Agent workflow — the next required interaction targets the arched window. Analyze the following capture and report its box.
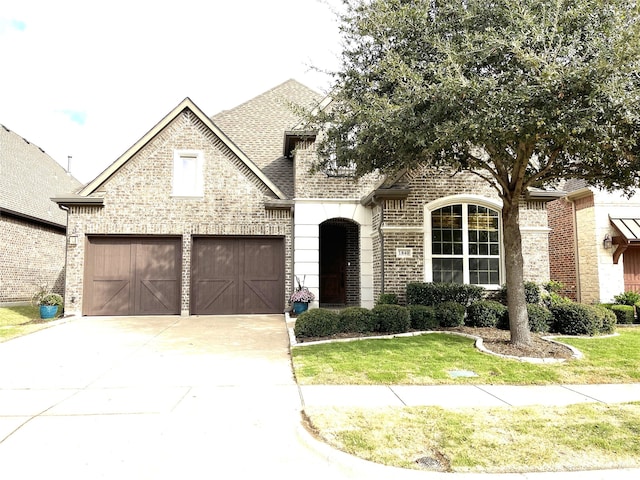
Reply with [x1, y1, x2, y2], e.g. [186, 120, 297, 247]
[428, 202, 502, 287]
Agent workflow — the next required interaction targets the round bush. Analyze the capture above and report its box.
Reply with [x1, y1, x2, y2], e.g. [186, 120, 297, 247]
[409, 305, 438, 330]
[293, 308, 340, 338]
[436, 301, 465, 327]
[610, 304, 635, 324]
[593, 305, 617, 335]
[550, 302, 601, 336]
[466, 300, 507, 328]
[527, 304, 553, 333]
[377, 293, 399, 305]
[372, 304, 411, 334]
[338, 307, 375, 333]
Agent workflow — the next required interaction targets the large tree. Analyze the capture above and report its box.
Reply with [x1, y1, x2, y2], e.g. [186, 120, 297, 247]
[309, 0, 640, 347]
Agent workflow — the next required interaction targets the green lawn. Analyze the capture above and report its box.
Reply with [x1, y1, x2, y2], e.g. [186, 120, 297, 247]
[0, 306, 60, 342]
[297, 328, 640, 473]
[292, 329, 640, 385]
[306, 402, 640, 473]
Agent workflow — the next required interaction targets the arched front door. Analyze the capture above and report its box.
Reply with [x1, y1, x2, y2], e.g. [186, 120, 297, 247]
[319, 219, 360, 307]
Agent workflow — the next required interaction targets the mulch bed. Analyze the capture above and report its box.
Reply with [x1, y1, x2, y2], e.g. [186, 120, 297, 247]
[296, 326, 574, 360]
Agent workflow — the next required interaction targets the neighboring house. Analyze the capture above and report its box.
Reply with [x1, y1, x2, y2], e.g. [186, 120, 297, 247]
[0, 124, 82, 304]
[54, 79, 557, 317]
[548, 180, 640, 303]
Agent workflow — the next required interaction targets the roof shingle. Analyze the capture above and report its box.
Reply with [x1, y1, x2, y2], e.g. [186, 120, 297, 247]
[0, 124, 82, 227]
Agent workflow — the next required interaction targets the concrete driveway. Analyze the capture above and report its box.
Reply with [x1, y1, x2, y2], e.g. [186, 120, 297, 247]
[0, 315, 344, 480]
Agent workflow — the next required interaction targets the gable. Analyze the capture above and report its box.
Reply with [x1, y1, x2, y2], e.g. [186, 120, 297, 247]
[80, 98, 285, 200]
[0, 124, 82, 227]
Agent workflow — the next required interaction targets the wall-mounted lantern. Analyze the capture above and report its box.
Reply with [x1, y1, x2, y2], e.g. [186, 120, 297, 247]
[603, 234, 613, 250]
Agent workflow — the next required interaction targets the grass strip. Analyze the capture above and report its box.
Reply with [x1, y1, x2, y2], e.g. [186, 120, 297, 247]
[304, 402, 640, 473]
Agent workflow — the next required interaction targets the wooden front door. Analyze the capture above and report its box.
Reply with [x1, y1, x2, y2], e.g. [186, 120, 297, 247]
[320, 223, 347, 304]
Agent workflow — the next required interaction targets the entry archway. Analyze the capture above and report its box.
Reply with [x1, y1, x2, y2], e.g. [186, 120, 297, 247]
[319, 219, 360, 307]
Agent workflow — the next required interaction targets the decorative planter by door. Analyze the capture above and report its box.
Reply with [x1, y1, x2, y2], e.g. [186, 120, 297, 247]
[292, 301, 309, 315]
[39, 305, 58, 319]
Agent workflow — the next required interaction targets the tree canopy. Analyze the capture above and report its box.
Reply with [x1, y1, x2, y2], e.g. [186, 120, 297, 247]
[310, 0, 640, 346]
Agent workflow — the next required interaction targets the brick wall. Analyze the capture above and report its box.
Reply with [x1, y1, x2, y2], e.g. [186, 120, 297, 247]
[64, 110, 292, 315]
[370, 165, 552, 302]
[293, 139, 380, 199]
[547, 198, 578, 300]
[0, 215, 66, 303]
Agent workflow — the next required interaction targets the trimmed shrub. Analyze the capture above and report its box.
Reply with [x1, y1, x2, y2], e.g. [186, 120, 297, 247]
[406, 282, 485, 307]
[593, 305, 617, 335]
[494, 281, 541, 305]
[436, 301, 466, 327]
[377, 293, 399, 305]
[293, 308, 340, 338]
[466, 300, 507, 328]
[550, 302, 601, 336]
[609, 304, 635, 325]
[372, 304, 411, 334]
[613, 291, 640, 306]
[527, 304, 553, 333]
[338, 307, 375, 333]
[409, 305, 438, 330]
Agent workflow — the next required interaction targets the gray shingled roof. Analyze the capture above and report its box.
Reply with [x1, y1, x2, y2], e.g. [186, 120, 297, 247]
[211, 79, 323, 198]
[0, 124, 82, 227]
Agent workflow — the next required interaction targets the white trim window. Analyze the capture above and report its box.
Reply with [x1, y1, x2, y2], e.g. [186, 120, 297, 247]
[172, 150, 204, 197]
[426, 201, 502, 287]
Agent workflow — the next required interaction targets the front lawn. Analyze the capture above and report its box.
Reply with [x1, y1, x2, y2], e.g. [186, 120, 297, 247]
[305, 402, 640, 473]
[292, 329, 640, 385]
[0, 306, 60, 342]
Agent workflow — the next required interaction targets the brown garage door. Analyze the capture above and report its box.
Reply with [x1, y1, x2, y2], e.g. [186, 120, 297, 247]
[191, 237, 284, 315]
[84, 237, 181, 316]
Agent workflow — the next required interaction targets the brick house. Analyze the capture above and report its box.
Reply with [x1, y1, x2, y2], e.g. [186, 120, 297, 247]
[548, 181, 640, 303]
[1, 124, 82, 304]
[54, 80, 556, 317]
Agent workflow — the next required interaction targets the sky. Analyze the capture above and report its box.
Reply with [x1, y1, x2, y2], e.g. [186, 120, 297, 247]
[1, 0, 343, 184]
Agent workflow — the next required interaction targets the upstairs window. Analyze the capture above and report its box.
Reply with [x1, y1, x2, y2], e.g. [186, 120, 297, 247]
[430, 203, 501, 287]
[172, 150, 203, 197]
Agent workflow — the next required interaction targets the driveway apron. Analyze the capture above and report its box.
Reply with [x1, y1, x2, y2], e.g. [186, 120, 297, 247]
[0, 315, 351, 479]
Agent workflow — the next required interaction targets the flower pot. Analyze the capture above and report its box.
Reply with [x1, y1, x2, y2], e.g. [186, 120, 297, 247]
[293, 301, 309, 315]
[39, 305, 58, 319]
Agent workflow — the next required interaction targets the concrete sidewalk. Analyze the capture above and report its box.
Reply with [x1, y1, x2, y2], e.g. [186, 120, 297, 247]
[299, 383, 640, 408]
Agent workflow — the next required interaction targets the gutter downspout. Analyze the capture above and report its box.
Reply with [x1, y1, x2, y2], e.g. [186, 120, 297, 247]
[57, 203, 71, 315]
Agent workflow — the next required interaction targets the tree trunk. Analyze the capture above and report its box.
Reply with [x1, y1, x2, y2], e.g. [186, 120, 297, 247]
[501, 198, 532, 347]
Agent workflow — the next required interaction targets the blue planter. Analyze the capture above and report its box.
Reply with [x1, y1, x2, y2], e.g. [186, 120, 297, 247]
[39, 305, 58, 319]
[292, 301, 309, 315]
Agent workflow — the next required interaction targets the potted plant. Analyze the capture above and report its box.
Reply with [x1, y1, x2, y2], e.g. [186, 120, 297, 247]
[32, 286, 63, 319]
[290, 276, 315, 315]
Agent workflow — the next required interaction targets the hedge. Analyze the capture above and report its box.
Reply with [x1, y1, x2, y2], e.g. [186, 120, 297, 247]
[466, 300, 507, 328]
[372, 304, 411, 334]
[338, 307, 376, 333]
[609, 304, 635, 325]
[293, 308, 340, 338]
[409, 305, 438, 330]
[407, 282, 485, 307]
[436, 301, 466, 327]
[550, 302, 601, 336]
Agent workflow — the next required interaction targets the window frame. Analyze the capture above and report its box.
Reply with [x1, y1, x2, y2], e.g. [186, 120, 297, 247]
[172, 149, 204, 198]
[424, 195, 504, 289]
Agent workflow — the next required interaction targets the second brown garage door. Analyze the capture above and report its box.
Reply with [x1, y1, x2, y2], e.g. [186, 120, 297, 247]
[191, 237, 284, 315]
[84, 237, 182, 316]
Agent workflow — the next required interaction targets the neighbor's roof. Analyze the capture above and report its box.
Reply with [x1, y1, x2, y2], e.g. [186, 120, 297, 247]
[212, 79, 324, 198]
[0, 124, 82, 228]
